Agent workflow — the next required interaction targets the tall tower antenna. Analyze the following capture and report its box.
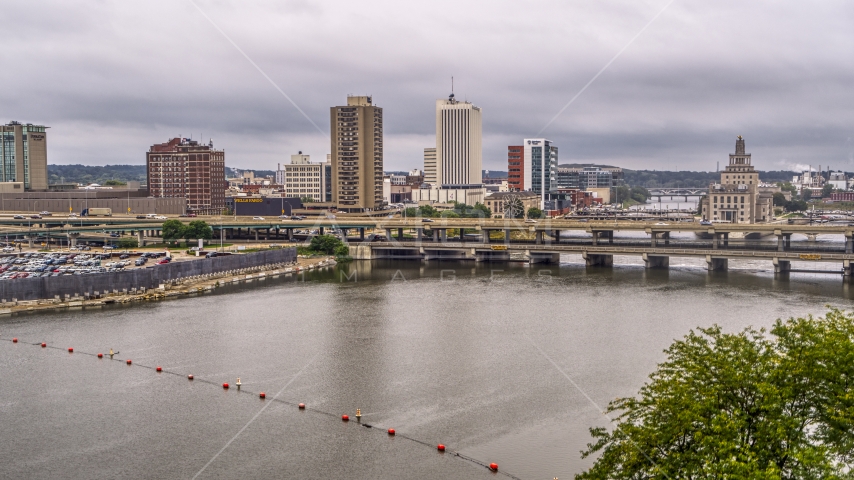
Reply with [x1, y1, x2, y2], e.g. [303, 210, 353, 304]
[451, 76, 454, 95]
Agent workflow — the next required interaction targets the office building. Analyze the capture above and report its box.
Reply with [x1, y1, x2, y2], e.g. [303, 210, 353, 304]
[330, 95, 383, 212]
[556, 166, 616, 190]
[423, 148, 437, 186]
[0, 121, 49, 191]
[507, 146, 523, 191]
[516, 139, 558, 205]
[276, 151, 329, 202]
[699, 136, 773, 223]
[146, 137, 226, 215]
[435, 94, 482, 187]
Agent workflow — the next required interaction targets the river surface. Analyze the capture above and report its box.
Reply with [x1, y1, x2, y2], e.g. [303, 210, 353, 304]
[2, 256, 854, 479]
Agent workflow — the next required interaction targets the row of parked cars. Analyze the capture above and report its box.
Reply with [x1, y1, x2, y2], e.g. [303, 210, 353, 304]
[0, 251, 172, 280]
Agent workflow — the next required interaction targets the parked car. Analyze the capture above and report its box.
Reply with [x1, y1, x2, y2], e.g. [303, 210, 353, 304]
[119, 254, 129, 259]
[157, 258, 171, 265]
[12, 215, 24, 219]
[253, 216, 265, 220]
[700, 220, 712, 226]
[136, 215, 147, 219]
[524, 219, 537, 224]
[422, 218, 434, 223]
[39, 211, 52, 216]
[205, 252, 218, 258]
[30, 214, 42, 219]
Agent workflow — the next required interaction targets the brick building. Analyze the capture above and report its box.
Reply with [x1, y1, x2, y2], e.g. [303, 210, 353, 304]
[146, 138, 226, 215]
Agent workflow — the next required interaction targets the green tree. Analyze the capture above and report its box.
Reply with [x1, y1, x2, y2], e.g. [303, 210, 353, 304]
[103, 179, 127, 186]
[185, 220, 213, 244]
[309, 234, 343, 254]
[577, 309, 854, 480]
[404, 207, 419, 217]
[161, 220, 186, 245]
[117, 237, 138, 249]
[526, 207, 544, 219]
[802, 188, 813, 201]
[300, 196, 315, 203]
[419, 204, 438, 218]
[785, 199, 808, 212]
[773, 192, 788, 206]
[333, 243, 351, 262]
[822, 184, 834, 198]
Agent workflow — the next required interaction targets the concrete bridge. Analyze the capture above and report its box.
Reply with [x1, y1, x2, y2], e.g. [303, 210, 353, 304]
[2, 216, 852, 275]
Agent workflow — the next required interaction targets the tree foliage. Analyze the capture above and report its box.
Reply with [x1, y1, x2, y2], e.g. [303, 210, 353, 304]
[577, 309, 854, 480]
[309, 234, 343, 255]
[527, 207, 544, 219]
[185, 220, 213, 242]
[161, 220, 186, 243]
[773, 192, 788, 206]
[822, 184, 835, 198]
[117, 237, 138, 249]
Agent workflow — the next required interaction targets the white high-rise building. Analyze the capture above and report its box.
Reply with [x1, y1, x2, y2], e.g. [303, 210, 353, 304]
[435, 94, 482, 187]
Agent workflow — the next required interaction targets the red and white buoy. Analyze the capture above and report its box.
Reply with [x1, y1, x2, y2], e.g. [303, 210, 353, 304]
[298, 403, 305, 409]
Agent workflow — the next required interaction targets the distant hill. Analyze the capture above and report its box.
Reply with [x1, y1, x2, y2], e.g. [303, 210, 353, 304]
[623, 169, 801, 188]
[48, 164, 147, 185]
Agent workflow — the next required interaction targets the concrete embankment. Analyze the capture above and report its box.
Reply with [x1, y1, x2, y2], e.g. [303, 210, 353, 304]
[0, 256, 336, 316]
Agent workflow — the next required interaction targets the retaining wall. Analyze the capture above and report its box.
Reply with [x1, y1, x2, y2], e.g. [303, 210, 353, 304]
[0, 248, 297, 302]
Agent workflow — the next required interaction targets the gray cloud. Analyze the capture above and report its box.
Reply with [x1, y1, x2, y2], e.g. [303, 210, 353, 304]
[1, 0, 852, 172]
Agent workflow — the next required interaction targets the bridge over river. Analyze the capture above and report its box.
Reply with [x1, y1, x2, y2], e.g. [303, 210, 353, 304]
[1, 217, 852, 275]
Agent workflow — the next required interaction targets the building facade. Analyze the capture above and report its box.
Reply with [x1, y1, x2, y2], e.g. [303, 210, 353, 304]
[435, 94, 482, 187]
[276, 152, 329, 202]
[423, 148, 437, 186]
[146, 138, 226, 215]
[330, 96, 384, 212]
[0, 122, 49, 191]
[699, 136, 773, 223]
[507, 146, 523, 191]
[483, 191, 539, 218]
[556, 166, 615, 190]
[522, 139, 558, 206]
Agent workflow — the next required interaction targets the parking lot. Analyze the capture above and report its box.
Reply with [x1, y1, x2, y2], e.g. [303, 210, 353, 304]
[0, 250, 171, 280]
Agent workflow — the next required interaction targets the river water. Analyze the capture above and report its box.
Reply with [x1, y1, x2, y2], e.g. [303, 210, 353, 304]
[2, 256, 853, 479]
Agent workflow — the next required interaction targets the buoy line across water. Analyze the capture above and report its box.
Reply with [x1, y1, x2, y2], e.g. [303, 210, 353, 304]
[2, 337, 521, 479]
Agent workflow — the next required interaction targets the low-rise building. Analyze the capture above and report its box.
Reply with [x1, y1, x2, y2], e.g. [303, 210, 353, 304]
[483, 191, 539, 218]
[276, 152, 330, 202]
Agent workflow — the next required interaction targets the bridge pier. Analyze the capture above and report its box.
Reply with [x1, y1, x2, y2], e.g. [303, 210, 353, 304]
[137, 230, 144, 246]
[712, 232, 729, 249]
[773, 258, 791, 275]
[847, 234, 853, 254]
[553, 230, 561, 244]
[706, 255, 728, 271]
[776, 233, 792, 252]
[398, 228, 404, 241]
[416, 228, 423, 242]
[535, 231, 544, 245]
[528, 251, 560, 264]
[582, 252, 613, 267]
[475, 250, 510, 262]
[643, 253, 669, 269]
[845, 260, 853, 277]
[504, 229, 511, 245]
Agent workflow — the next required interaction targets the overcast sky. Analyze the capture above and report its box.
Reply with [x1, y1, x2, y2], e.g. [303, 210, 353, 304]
[2, 0, 853, 172]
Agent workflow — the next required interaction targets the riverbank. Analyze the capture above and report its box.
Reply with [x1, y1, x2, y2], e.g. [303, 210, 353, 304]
[0, 256, 336, 315]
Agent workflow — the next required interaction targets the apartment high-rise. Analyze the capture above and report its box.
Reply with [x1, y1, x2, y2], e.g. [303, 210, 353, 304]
[0, 121, 49, 190]
[435, 94, 482, 187]
[423, 147, 437, 186]
[330, 96, 383, 211]
[507, 145, 523, 191]
[146, 137, 226, 215]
